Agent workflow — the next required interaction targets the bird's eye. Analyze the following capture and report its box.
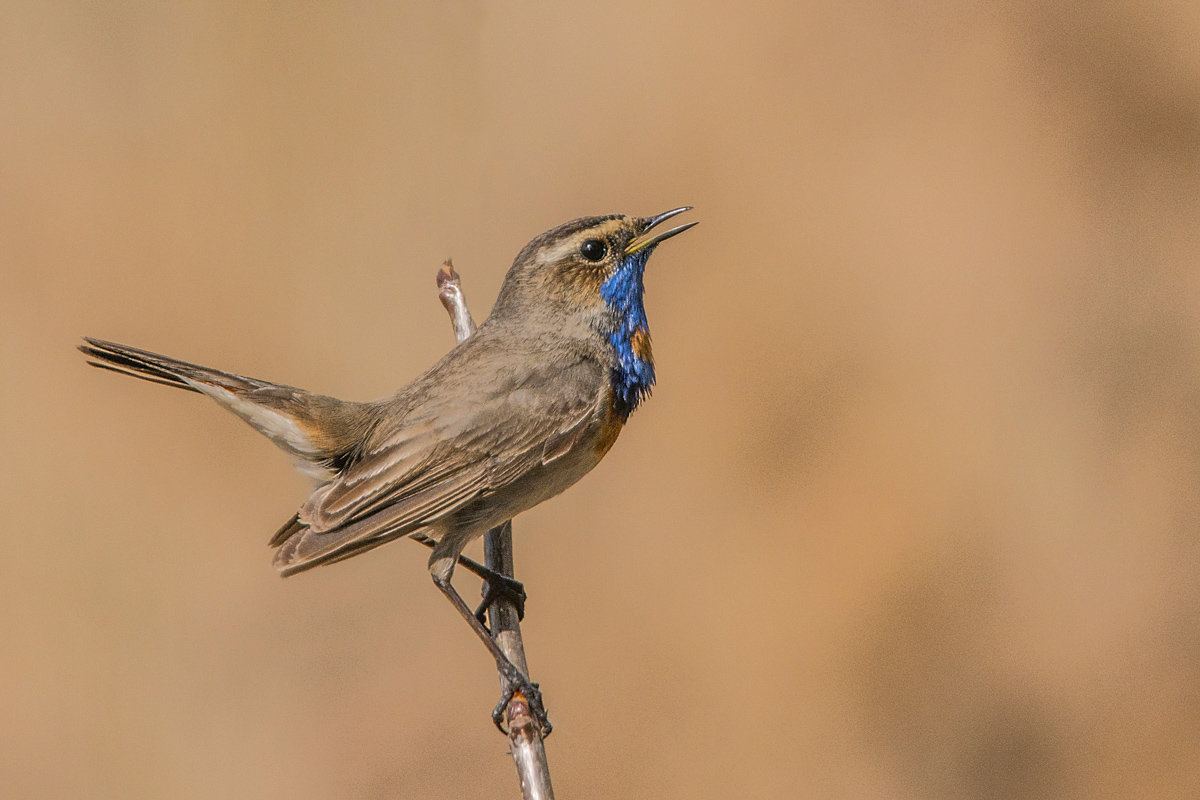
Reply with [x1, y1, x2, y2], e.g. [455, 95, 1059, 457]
[580, 238, 608, 262]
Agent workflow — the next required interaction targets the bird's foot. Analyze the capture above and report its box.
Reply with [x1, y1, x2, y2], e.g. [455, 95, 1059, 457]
[474, 572, 527, 625]
[492, 665, 551, 737]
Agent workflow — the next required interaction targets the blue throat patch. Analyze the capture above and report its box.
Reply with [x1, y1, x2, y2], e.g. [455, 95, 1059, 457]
[600, 250, 655, 416]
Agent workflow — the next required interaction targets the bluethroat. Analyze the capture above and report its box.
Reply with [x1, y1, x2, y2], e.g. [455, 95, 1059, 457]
[79, 207, 697, 733]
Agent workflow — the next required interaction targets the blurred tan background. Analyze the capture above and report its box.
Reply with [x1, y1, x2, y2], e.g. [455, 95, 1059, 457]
[3, 2, 1200, 798]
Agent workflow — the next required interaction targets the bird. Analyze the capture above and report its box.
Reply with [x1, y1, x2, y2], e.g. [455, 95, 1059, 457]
[79, 207, 697, 734]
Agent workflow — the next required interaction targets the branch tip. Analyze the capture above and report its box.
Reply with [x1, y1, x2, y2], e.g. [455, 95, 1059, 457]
[436, 258, 459, 289]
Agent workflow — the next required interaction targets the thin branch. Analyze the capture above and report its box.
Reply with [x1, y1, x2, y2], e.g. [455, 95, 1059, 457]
[437, 259, 478, 339]
[436, 259, 555, 800]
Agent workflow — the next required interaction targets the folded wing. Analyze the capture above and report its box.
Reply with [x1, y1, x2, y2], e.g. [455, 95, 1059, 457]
[271, 360, 601, 575]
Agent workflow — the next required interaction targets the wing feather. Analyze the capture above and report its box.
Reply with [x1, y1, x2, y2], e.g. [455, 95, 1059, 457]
[271, 353, 605, 575]
[274, 466, 488, 574]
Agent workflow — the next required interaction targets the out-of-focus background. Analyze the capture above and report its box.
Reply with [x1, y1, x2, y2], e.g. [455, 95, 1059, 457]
[3, 2, 1199, 798]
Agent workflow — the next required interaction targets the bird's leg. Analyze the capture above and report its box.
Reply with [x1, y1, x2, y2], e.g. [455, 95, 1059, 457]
[429, 560, 550, 736]
[411, 533, 526, 622]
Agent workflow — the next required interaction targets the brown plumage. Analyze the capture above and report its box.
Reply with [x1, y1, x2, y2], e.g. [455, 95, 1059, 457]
[80, 208, 697, 733]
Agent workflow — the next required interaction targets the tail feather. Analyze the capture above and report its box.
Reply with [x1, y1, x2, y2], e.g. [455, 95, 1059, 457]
[79, 336, 376, 482]
[79, 337, 261, 394]
[83, 357, 202, 392]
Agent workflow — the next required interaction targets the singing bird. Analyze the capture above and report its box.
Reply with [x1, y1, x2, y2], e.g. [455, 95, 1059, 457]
[80, 208, 696, 732]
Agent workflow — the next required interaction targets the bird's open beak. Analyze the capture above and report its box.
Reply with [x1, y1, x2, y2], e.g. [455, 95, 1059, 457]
[625, 207, 698, 255]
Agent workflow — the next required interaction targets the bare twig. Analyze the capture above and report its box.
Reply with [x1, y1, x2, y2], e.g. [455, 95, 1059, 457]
[437, 259, 478, 339]
[436, 259, 555, 800]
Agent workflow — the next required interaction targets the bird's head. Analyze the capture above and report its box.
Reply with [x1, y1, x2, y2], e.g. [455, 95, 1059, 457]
[489, 208, 697, 414]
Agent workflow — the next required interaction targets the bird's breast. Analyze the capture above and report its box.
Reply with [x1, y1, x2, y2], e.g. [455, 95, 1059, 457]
[593, 389, 626, 459]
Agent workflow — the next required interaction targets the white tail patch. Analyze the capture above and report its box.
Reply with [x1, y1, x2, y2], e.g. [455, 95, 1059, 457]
[183, 379, 332, 481]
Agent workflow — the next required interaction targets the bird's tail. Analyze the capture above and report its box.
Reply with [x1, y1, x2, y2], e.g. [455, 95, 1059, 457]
[80, 337, 256, 394]
[79, 337, 372, 480]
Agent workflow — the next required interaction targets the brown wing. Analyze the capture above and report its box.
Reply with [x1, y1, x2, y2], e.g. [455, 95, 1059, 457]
[272, 464, 491, 574]
[271, 365, 600, 576]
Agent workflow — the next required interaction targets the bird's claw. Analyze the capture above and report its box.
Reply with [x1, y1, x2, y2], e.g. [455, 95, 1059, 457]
[492, 670, 551, 737]
[474, 573, 527, 625]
